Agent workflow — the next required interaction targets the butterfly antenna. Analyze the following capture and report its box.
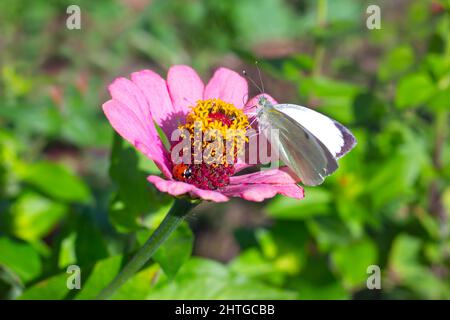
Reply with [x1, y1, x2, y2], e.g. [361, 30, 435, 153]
[242, 69, 263, 94]
[255, 61, 265, 93]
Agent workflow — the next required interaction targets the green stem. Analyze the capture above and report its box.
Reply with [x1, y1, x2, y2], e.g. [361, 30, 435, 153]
[317, 0, 327, 26]
[97, 198, 197, 300]
[313, 0, 328, 77]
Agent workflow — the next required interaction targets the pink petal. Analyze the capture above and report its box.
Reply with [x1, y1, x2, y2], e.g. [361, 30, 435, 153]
[220, 183, 304, 202]
[108, 77, 152, 126]
[234, 162, 253, 173]
[102, 99, 172, 178]
[131, 70, 177, 138]
[204, 68, 248, 109]
[167, 65, 204, 116]
[244, 93, 278, 116]
[230, 167, 300, 185]
[148, 175, 229, 202]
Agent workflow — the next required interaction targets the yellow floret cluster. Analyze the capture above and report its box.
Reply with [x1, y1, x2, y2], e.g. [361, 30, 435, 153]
[179, 98, 249, 165]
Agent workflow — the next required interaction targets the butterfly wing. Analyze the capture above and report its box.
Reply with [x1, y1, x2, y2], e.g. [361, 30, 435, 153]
[259, 106, 339, 186]
[273, 104, 357, 159]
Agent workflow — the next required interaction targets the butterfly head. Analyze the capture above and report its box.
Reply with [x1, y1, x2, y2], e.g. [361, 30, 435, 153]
[255, 95, 273, 115]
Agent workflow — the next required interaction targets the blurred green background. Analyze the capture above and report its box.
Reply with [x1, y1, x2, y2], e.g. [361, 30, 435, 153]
[0, 0, 449, 300]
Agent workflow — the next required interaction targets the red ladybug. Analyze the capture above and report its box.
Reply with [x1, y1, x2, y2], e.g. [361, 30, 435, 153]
[173, 164, 192, 181]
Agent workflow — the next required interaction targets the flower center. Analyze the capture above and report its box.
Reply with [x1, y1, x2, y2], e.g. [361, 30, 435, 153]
[171, 98, 249, 190]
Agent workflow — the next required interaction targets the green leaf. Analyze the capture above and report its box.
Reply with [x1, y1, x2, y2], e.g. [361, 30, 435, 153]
[292, 255, 349, 300]
[306, 216, 353, 251]
[231, 223, 309, 286]
[229, 249, 283, 284]
[352, 92, 387, 129]
[389, 234, 422, 279]
[76, 256, 123, 300]
[367, 126, 427, 211]
[109, 134, 172, 232]
[18, 256, 156, 300]
[232, 0, 297, 45]
[257, 222, 308, 275]
[300, 77, 360, 99]
[296, 280, 348, 300]
[299, 77, 360, 123]
[425, 53, 450, 79]
[378, 46, 414, 81]
[9, 191, 67, 241]
[138, 221, 193, 279]
[59, 85, 112, 147]
[58, 232, 77, 269]
[61, 112, 112, 148]
[395, 73, 435, 109]
[129, 30, 186, 67]
[1, 66, 32, 97]
[255, 229, 278, 259]
[17, 273, 69, 300]
[266, 189, 332, 220]
[111, 264, 160, 300]
[148, 258, 296, 299]
[0, 130, 22, 197]
[402, 267, 448, 299]
[331, 238, 378, 289]
[429, 87, 450, 112]
[388, 234, 446, 298]
[0, 237, 41, 283]
[74, 214, 109, 266]
[21, 161, 91, 203]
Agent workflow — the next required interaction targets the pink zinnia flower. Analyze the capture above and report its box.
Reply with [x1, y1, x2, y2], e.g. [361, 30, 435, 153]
[102, 65, 304, 202]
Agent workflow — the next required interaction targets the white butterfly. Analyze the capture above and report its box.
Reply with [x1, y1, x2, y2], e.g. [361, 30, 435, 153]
[256, 96, 357, 186]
